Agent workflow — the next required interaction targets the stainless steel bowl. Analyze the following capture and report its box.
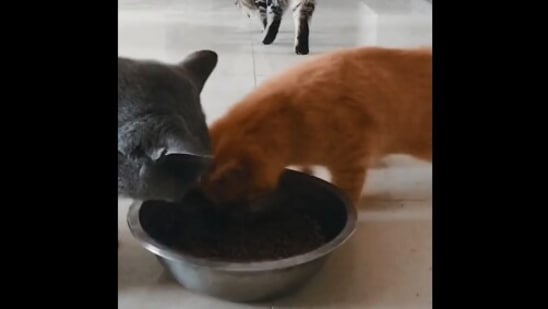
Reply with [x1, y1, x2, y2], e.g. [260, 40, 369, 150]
[127, 169, 357, 302]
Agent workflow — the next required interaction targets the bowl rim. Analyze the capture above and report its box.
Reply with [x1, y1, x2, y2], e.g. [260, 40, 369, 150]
[126, 169, 358, 272]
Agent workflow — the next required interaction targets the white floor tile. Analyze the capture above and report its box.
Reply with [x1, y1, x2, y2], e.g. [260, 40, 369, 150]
[201, 72, 256, 124]
[272, 220, 432, 308]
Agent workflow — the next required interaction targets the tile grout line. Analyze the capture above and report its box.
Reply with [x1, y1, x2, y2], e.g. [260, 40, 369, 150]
[250, 19, 257, 88]
[252, 48, 257, 88]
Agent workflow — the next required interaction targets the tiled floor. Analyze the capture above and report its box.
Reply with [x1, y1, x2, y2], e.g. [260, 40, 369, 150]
[118, 0, 432, 307]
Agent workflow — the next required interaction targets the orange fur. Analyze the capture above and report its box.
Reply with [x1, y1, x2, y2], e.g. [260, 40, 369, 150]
[203, 46, 432, 206]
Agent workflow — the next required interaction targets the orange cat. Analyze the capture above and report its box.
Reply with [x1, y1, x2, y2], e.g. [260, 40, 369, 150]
[203, 46, 432, 206]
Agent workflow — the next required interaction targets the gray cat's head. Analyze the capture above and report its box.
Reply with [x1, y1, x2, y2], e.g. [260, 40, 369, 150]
[118, 50, 217, 202]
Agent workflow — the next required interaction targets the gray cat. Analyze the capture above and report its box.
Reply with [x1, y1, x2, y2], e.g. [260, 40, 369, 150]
[118, 50, 217, 202]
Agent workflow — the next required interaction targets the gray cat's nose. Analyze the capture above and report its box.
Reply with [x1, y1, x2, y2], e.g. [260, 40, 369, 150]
[138, 164, 149, 179]
[136, 153, 212, 202]
[162, 153, 212, 181]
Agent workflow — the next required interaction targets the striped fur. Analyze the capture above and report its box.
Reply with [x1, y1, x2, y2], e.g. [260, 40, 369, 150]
[235, 0, 316, 55]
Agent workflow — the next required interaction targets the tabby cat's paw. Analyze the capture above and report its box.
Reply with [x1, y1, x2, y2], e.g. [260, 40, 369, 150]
[262, 19, 281, 45]
[295, 44, 309, 55]
[262, 35, 276, 45]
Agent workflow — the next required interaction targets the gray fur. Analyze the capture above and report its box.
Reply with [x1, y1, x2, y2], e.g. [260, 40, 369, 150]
[118, 50, 218, 201]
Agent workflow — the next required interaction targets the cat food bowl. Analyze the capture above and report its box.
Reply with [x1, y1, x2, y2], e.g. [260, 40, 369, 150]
[127, 169, 357, 302]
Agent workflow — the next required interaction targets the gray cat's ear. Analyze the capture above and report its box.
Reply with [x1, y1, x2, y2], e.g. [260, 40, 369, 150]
[179, 50, 218, 93]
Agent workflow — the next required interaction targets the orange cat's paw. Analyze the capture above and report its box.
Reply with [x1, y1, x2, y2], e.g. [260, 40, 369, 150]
[300, 166, 314, 175]
[371, 160, 389, 169]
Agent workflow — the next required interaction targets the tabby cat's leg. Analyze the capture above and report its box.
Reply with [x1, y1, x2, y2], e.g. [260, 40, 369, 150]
[263, 0, 285, 45]
[255, 0, 268, 29]
[292, 0, 316, 54]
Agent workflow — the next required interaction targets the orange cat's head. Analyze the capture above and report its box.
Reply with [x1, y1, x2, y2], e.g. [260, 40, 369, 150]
[202, 147, 278, 205]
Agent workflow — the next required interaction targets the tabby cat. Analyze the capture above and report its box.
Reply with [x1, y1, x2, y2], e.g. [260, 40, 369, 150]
[203, 46, 432, 206]
[235, 0, 316, 54]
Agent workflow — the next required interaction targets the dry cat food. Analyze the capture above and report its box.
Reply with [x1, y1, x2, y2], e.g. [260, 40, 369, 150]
[176, 211, 325, 260]
[141, 191, 328, 261]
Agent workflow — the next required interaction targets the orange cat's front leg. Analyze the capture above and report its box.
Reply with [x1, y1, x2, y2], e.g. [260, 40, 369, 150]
[330, 165, 368, 206]
[299, 166, 314, 175]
